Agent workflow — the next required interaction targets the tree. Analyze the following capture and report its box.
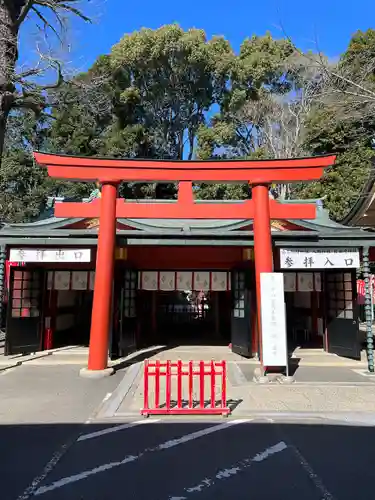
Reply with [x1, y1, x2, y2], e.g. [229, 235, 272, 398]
[316, 29, 375, 120]
[196, 34, 304, 200]
[0, 109, 53, 222]
[292, 104, 375, 219]
[48, 24, 234, 199]
[0, 0, 90, 167]
[110, 24, 233, 161]
[197, 34, 295, 160]
[290, 31, 375, 219]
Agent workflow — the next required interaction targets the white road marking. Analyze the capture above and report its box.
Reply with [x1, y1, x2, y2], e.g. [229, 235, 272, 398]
[35, 419, 250, 496]
[167, 441, 288, 499]
[16, 438, 76, 500]
[77, 419, 161, 442]
[290, 444, 336, 500]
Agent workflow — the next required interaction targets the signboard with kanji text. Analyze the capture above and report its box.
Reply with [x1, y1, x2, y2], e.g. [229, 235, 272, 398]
[260, 272, 288, 367]
[280, 248, 360, 270]
[9, 248, 91, 263]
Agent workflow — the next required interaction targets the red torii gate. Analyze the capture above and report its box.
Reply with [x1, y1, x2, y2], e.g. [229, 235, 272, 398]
[34, 152, 336, 377]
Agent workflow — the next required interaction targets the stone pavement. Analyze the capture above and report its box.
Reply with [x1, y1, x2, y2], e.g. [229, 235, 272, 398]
[0, 345, 128, 372]
[88, 345, 375, 421]
[0, 362, 125, 424]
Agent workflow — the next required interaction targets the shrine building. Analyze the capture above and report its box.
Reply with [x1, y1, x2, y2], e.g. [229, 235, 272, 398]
[0, 152, 374, 376]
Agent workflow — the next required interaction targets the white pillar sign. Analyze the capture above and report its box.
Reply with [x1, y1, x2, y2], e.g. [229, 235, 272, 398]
[260, 272, 287, 367]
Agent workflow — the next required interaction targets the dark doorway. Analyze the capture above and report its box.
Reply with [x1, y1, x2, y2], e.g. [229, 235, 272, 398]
[231, 270, 252, 357]
[52, 290, 92, 348]
[325, 271, 360, 360]
[112, 269, 138, 358]
[285, 291, 324, 350]
[137, 290, 231, 346]
[6, 268, 43, 355]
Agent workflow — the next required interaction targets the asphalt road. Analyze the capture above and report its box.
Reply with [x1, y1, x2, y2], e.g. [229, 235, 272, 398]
[7, 416, 375, 500]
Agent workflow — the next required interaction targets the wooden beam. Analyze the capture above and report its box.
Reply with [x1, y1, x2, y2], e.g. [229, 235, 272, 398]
[54, 199, 316, 220]
[34, 152, 336, 184]
[45, 165, 327, 184]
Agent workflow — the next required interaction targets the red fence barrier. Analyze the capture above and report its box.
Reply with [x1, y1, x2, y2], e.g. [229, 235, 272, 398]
[141, 360, 231, 417]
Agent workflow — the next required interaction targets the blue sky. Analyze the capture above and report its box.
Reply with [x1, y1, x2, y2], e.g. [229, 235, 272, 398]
[19, 0, 375, 73]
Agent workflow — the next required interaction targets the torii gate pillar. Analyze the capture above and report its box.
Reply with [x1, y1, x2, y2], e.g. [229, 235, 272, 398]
[81, 182, 118, 378]
[252, 184, 273, 361]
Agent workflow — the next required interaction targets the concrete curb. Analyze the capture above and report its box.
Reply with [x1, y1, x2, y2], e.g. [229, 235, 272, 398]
[99, 410, 375, 426]
[0, 352, 53, 371]
[0, 361, 22, 372]
[96, 362, 143, 419]
[228, 410, 375, 425]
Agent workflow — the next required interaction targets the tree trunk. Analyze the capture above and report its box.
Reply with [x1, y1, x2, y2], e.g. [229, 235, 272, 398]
[0, 94, 12, 167]
[0, 2, 20, 167]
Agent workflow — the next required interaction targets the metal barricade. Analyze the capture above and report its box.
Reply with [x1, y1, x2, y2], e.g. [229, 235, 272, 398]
[141, 359, 230, 417]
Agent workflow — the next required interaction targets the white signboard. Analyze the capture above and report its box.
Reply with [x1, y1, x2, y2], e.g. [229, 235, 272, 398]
[260, 272, 288, 367]
[9, 248, 91, 263]
[280, 248, 360, 270]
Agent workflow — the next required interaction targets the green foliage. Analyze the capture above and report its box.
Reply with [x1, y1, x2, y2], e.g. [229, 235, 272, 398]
[340, 29, 375, 84]
[293, 148, 374, 220]
[0, 149, 49, 223]
[293, 103, 375, 220]
[197, 34, 295, 160]
[110, 24, 233, 160]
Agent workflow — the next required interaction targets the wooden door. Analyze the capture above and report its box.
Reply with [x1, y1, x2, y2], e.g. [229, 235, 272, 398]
[325, 271, 360, 359]
[6, 268, 43, 355]
[231, 270, 252, 357]
[112, 269, 138, 358]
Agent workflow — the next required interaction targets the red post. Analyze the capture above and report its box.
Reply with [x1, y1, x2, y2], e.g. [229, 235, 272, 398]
[210, 360, 215, 408]
[155, 360, 160, 408]
[188, 361, 193, 408]
[252, 184, 273, 364]
[222, 361, 227, 408]
[177, 360, 182, 409]
[199, 361, 205, 409]
[166, 360, 171, 411]
[87, 182, 118, 372]
[143, 360, 149, 411]
[44, 327, 53, 350]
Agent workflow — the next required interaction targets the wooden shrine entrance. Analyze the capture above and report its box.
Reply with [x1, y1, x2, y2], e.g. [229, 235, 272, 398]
[34, 152, 336, 376]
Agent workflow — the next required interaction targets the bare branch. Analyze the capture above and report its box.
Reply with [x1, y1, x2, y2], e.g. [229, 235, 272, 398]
[31, 5, 62, 41]
[15, 0, 34, 27]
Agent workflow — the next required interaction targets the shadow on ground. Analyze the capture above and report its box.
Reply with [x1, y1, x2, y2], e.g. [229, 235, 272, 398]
[2, 418, 375, 500]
